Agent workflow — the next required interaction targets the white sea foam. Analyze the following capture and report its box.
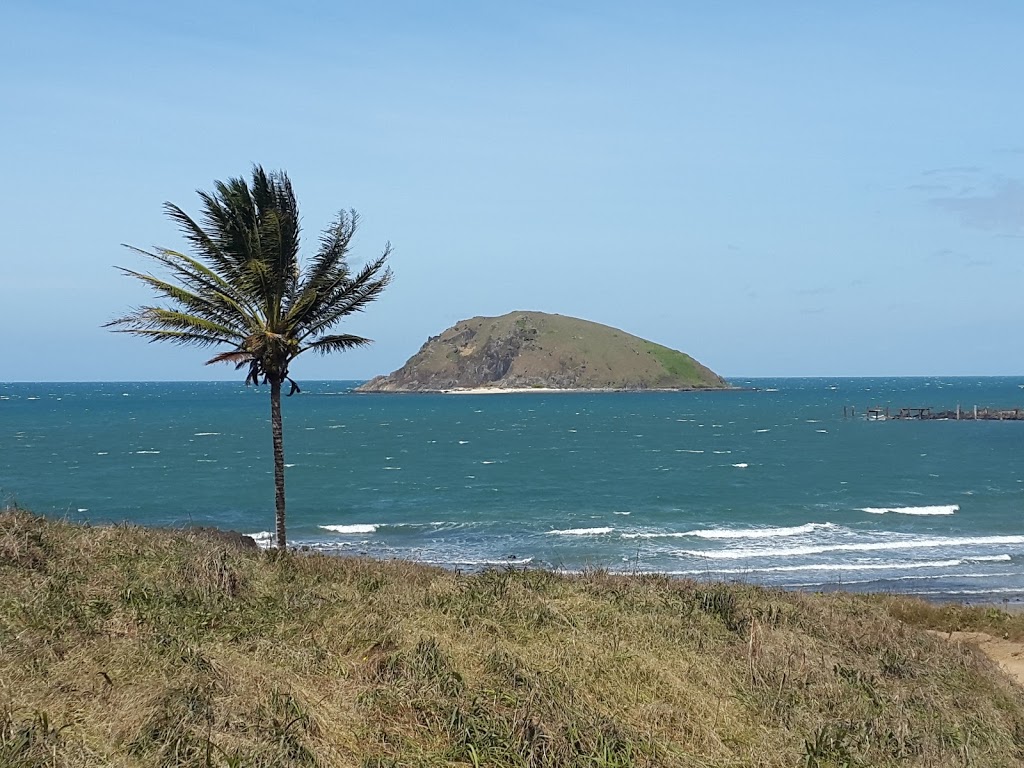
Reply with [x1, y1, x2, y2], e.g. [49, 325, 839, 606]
[134, 450, 160, 454]
[860, 504, 958, 516]
[644, 554, 1012, 577]
[910, 588, 1024, 596]
[284, 463, 296, 468]
[77, 508, 88, 513]
[785, 573, 995, 588]
[431, 557, 535, 566]
[623, 522, 837, 540]
[458, 440, 470, 444]
[677, 449, 704, 454]
[193, 432, 220, 436]
[679, 535, 1024, 560]
[320, 524, 379, 534]
[247, 531, 275, 548]
[547, 526, 614, 536]
[756, 429, 771, 433]
[613, 511, 632, 516]
[732, 463, 749, 468]
[481, 460, 497, 464]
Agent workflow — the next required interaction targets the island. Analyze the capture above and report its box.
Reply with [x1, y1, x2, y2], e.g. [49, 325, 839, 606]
[356, 311, 731, 392]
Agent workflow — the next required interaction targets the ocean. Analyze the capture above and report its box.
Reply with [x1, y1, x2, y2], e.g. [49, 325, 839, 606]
[3, 377, 1023, 600]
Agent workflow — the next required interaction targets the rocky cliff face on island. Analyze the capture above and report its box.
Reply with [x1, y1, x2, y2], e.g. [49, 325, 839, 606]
[357, 311, 730, 392]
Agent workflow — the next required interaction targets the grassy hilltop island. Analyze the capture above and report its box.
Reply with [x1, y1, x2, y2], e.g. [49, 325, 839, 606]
[357, 311, 731, 393]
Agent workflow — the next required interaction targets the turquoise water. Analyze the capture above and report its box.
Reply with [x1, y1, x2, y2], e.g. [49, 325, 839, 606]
[3, 378, 1024, 599]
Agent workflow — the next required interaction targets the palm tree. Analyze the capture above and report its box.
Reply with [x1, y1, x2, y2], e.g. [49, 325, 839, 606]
[107, 166, 392, 548]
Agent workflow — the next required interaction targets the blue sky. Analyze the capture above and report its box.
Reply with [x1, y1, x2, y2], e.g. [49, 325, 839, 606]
[2, 1, 1022, 380]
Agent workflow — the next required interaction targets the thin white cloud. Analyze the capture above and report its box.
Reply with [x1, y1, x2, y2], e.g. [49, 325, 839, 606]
[928, 177, 1024, 233]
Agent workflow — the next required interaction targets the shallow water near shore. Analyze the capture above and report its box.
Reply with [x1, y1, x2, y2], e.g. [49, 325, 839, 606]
[3, 377, 1024, 599]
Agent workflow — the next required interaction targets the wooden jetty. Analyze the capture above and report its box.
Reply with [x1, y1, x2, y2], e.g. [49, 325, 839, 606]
[846, 405, 1024, 421]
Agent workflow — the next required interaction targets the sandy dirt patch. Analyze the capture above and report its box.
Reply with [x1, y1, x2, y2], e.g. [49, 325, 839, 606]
[930, 630, 1024, 686]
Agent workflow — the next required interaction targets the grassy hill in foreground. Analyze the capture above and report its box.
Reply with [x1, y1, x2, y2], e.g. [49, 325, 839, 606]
[4, 510, 1024, 767]
[357, 311, 730, 391]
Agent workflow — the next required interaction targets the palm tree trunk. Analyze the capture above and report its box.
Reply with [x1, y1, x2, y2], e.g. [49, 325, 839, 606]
[270, 377, 287, 549]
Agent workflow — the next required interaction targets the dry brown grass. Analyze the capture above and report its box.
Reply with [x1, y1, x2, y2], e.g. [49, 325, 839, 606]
[3, 508, 1024, 767]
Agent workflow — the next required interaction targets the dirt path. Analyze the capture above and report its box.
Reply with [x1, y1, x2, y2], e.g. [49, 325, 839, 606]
[930, 630, 1024, 686]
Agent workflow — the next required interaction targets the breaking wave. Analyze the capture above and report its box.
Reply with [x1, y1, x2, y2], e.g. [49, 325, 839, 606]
[860, 504, 959, 516]
[679, 535, 1024, 560]
[622, 522, 838, 540]
[547, 526, 614, 536]
[320, 524, 379, 534]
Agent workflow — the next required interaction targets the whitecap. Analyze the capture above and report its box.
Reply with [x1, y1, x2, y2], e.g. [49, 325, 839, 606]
[755, 429, 771, 433]
[547, 526, 614, 536]
[911, 588, 1024, 596]
[247, 531, 275, 548]
[613, 511, 632, 515]
[679, 535, 1024, 560]
[860, 504, 958, 516]
[431, 557, 535, 566]
[623, 522, 837, 540]
[77, 508, 88, 513]
[656, 554, 1012, 578]
[458, 440, 470, 445]
[134, 450, 161, 455]
[676, 449, 704, 454]
[732, 463, 749, 468]
[320, 524, 379, 534]
[193, 432, 221, 436]
[284, 463, 296, 468]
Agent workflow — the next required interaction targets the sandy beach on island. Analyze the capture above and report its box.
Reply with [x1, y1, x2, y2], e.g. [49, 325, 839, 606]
[442, 386, 616, 394]
[439, 386, 722, 394]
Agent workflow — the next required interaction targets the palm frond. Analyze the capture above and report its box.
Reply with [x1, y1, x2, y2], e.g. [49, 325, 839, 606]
[107, 307, 242, 347]
[251, 167, 301, 313]
[205, 350, 253, 366]
[110, 265, 251, 337]
[303, 209, 358, 291]
[107, 327, 237, 347]
[294, 252, 393, 342]
[145, 247, 266, 326]
[302, 334, 372, 355]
